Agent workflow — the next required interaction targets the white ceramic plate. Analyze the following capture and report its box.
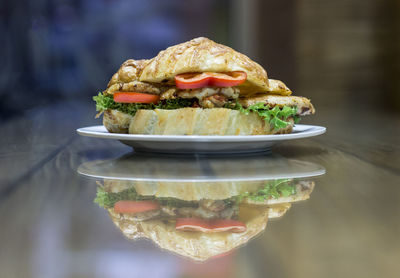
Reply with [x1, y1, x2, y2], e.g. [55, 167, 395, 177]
[76, 124, 326, 154]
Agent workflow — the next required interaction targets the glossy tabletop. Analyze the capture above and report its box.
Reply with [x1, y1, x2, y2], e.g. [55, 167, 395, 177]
[0, 102, 399, 278]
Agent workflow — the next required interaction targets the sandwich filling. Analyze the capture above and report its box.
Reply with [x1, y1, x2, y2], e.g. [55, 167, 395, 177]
[93, 72, 310, 130]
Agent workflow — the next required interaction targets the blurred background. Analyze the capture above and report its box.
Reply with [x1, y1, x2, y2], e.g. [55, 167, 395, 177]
[1, 1, 400, 278]
[1, 0, 399, 121]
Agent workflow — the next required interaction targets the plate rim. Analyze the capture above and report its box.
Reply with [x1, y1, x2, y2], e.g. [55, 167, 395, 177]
[77, 169, 327, 182]
[77, 156, 326, 182]
[76, 124, 326, 142]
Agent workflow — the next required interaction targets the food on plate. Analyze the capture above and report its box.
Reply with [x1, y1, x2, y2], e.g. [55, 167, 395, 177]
[94, 178, 314, 261]
[93, 37, 315, 135]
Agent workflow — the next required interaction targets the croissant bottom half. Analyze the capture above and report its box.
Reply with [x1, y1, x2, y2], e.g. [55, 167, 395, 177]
[105, 108, 292, 135]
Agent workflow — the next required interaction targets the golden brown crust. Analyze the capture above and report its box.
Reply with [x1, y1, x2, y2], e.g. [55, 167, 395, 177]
[103, 109, 133, 133]
[104, 59, 162, 95]
[268, 79, 292, 96]
[107, 59, 148, 87]
[128, 108, 294, 135]
[139, 37, 269, 95]
[106, 80, 161, 95]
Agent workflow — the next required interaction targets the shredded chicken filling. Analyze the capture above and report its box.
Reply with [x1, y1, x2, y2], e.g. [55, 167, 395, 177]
[160, 87, 240, 108]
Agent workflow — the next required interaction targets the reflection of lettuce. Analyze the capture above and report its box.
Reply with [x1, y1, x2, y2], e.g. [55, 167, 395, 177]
[93, 93, 194, 117]
[225, 102, 299, 130]
[94, 187, 138, 208]
[242, 179, 296, 201]
[94, 179, 296, 209]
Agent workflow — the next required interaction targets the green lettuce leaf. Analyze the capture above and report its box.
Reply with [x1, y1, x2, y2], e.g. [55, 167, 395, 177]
[225, 101, 299, 130]
[93, 92, 194, 117]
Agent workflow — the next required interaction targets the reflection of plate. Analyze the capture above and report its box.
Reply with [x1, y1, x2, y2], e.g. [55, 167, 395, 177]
[76, 124, 326, 154]
[77, 153, 326, 182]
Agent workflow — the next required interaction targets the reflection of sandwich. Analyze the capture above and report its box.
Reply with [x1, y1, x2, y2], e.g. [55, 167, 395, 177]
[95, 179, 314, 261]
[94, 37, 315, 135]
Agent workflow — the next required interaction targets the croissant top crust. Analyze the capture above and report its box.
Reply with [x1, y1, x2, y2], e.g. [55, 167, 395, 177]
[139, 37, 269, 94]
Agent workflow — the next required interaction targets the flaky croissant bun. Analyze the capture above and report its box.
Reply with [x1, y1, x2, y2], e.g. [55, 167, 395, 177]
[128, 108, 294, 135]
[104, 59, 163, 96]
[107, 59, 148, 87]
[140, 37, 269, 95]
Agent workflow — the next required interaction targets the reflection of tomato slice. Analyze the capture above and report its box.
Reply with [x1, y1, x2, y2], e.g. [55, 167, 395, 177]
[114, 201, 160, 214]
[211, 219, 247, 233]
[175, 218, 211, 232]
[113, 92, 160, 104]
[175, 218, 247, 233]
[175, 71, 247, 89]
[210, 250, 235, 260]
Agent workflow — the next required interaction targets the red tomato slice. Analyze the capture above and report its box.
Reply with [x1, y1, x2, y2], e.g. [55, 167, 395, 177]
[174, 73, 211, 89]
[209, 72, 247, 88]
[175, 218, 247, 233]
[113, 92, 160, 104]
[114, 200, 160, 214]
[175, 71, 247, 89]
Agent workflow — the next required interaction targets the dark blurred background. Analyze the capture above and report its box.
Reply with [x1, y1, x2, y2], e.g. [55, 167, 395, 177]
[1, 0, 399, 121]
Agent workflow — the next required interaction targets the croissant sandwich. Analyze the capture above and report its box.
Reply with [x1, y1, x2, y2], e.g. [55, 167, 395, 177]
[94, 178, 314, 261]
[93, 37, 315, 135]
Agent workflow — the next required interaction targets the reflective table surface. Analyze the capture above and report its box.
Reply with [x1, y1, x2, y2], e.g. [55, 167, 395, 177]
[0, 102, 399, 278]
